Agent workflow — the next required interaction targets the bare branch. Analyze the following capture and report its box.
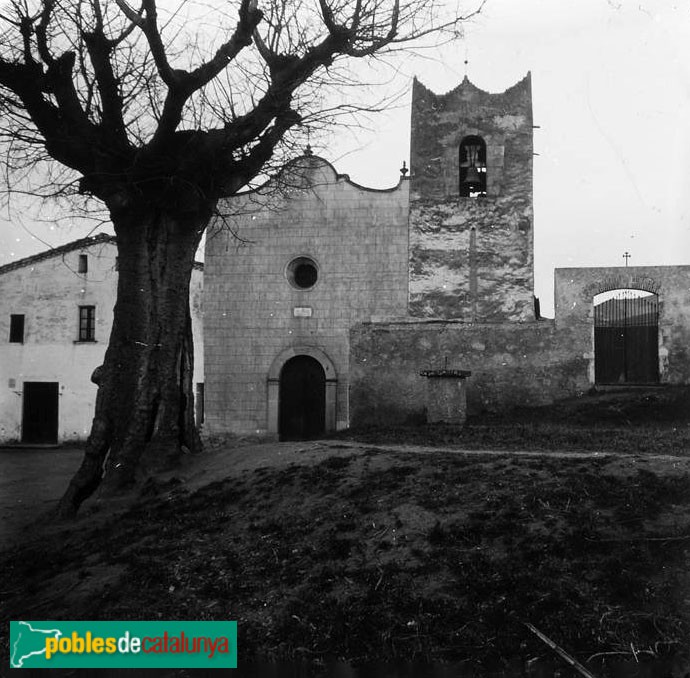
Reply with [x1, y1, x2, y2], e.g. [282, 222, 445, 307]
[318, 0, 339, 34]
[138, 0, 178, 85]
[82, 23, 128, 143]
[186, 0, 262, 88]
[1, 0, 483, 208]
[111, 0, 144, 29]
[35, 0, 55, 64]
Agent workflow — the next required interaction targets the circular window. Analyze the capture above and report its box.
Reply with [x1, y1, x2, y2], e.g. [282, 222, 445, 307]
[287, 257, 318, 290]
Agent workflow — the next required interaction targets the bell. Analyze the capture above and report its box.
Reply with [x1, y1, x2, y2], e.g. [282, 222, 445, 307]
[463, 166, 481, 184]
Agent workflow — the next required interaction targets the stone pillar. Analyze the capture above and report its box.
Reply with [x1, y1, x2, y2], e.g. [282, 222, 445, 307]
[420, 370, 472, 425]
[325, 379, 337, 433]
[267, 378, 279, 436]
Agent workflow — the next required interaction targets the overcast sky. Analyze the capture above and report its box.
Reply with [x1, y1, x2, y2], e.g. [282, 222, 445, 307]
[1, 0, 689, 316]
[330, 0, 690, 315]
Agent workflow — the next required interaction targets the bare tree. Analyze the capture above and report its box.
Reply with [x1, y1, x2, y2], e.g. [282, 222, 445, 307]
[0, 0, 480, 515]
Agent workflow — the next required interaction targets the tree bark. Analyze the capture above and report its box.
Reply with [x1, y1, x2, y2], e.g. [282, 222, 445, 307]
[57, 199, 209, 517]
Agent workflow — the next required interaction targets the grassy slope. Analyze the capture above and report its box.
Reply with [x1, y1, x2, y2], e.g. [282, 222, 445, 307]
[2, 387, 690, 677]
[335, 386, 690, 455]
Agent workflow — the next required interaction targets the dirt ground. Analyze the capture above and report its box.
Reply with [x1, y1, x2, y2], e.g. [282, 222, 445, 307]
[0, 446, 83, 543]
[0, 435, 669, 544]
[3, 429, 690, 677]
[3, 389, 690, 676]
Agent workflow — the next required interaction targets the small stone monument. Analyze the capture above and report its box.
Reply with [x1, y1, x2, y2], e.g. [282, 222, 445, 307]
[420, 359, 471, 425]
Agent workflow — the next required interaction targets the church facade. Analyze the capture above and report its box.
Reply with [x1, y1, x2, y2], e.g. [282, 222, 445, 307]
[204, 158, 409, 438]
[204, 74, 690, 439]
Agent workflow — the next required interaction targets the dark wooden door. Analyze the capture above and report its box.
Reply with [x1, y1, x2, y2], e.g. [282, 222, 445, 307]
[594, 294, 658, 384]
[22, 382, 59, 444]
[279, 356, 325, 441]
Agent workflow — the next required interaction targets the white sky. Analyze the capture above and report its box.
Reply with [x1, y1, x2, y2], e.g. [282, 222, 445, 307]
[1, 0, 689, 316]
[329, 0, 690, 315]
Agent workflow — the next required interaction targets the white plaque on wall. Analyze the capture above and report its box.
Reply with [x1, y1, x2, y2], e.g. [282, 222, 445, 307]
[293, 306, 313, 317]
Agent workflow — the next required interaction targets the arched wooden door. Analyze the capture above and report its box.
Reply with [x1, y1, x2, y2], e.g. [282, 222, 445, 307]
[279, 355, 326, 441]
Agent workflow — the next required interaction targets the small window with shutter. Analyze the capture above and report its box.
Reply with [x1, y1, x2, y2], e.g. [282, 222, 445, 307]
[78, 306, 96, 341]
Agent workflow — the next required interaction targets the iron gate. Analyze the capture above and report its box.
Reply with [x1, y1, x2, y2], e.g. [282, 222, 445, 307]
[594, 292, 659, 384]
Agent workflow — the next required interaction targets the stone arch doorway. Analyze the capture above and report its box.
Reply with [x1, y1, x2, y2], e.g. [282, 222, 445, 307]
[267, 346, 337, 439]
[593, 289, 659, 384]
[279, 356, 325, 441]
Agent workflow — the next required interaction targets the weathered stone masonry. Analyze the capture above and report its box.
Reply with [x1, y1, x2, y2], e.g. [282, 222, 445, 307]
[350, 265, 690, 425]
[349, 320, 584, 424]
[409, 75, 534, 322]
[205, 73, 690, 437]
[347, 73, 545, 426]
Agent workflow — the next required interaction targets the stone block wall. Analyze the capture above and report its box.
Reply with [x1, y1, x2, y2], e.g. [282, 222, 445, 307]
[349, 265, 690, 427]
[205, 156, 409, 436]
[408, 75, 534, 322]
[349, 319, 587, 426]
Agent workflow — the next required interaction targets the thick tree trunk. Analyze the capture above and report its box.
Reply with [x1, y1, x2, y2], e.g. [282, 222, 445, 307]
[58, 200, 210, 517]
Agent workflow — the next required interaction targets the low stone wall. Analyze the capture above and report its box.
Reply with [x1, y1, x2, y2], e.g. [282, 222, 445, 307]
[349, 319, 588, 426]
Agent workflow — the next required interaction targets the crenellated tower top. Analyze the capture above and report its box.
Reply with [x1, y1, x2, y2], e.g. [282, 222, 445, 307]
[410, 73, 533, 202]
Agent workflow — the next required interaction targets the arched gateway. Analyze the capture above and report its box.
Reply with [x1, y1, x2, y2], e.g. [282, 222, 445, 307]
[593, 289, 659, 384]
[267, 347, 337, 440]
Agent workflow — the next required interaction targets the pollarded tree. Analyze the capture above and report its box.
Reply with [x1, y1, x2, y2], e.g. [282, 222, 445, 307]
[0, 0, 480, 515]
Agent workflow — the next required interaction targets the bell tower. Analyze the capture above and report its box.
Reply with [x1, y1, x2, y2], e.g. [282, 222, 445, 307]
[408, 73, 535, 321]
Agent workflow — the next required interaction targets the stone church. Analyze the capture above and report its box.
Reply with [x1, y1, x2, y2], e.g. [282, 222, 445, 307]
[204, 73, 690, 440]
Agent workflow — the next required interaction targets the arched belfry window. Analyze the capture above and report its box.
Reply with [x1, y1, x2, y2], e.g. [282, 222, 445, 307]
[459, 136, 487, 197]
